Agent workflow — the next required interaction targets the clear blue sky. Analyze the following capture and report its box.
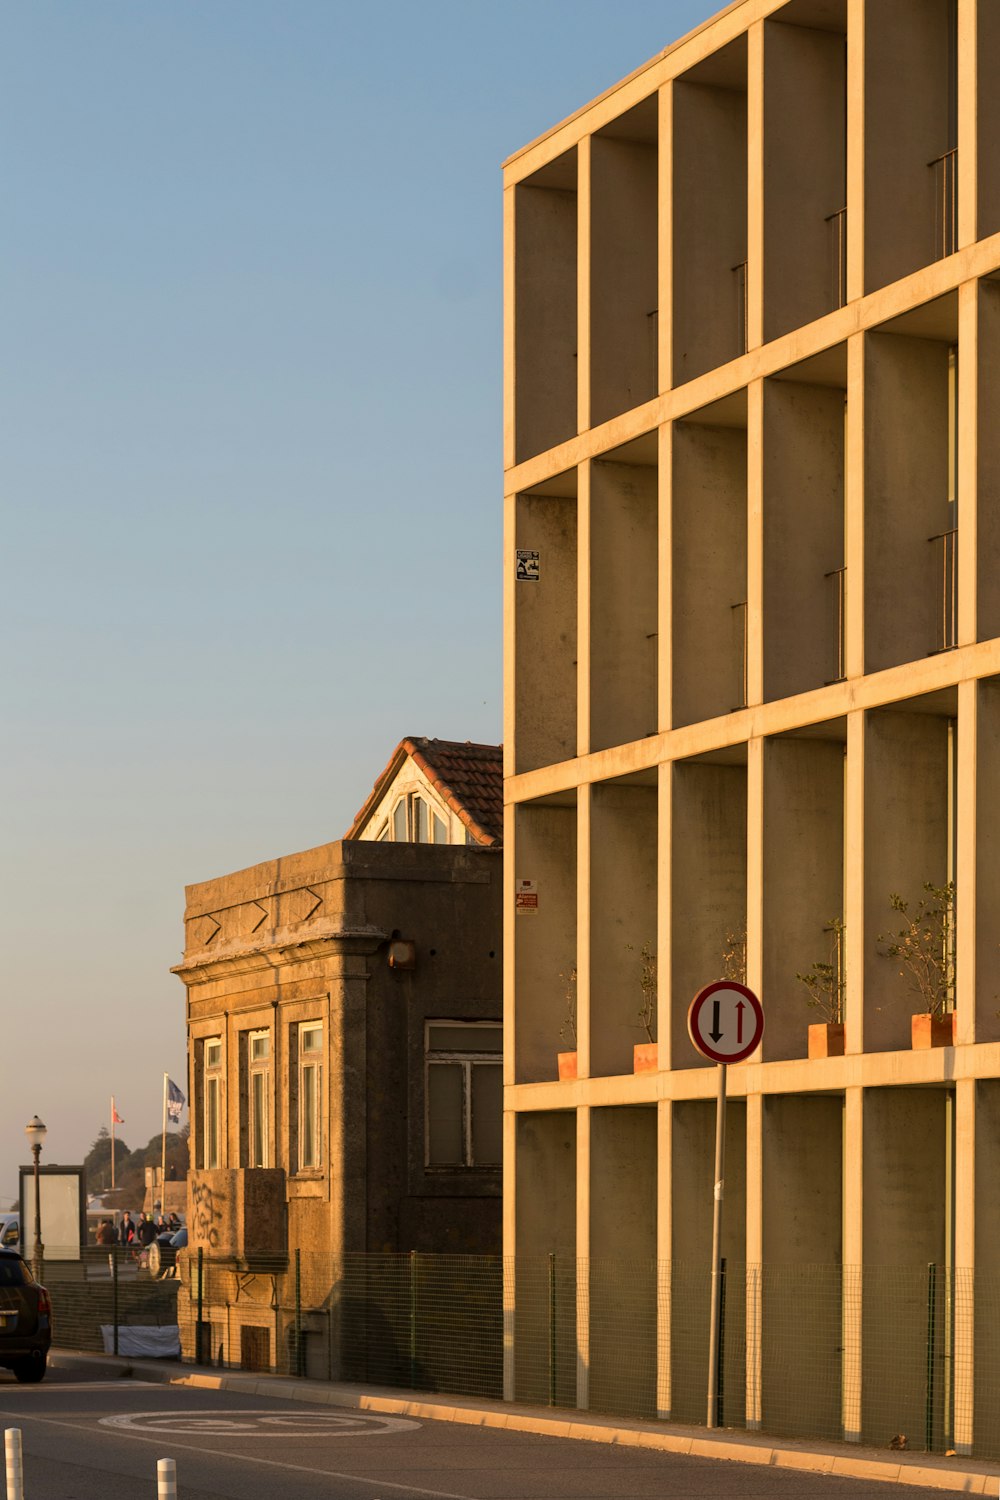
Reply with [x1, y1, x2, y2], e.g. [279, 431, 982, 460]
[1, 0, 709, 1207]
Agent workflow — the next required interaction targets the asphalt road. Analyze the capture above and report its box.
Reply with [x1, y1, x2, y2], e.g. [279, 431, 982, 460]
[0, 1367, 972, 1499]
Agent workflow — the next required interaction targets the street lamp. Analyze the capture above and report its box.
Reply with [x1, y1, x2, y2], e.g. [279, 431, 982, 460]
[24, 1116, 47, 1283]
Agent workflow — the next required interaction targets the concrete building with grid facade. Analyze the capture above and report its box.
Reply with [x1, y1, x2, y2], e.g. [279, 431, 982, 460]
[502, 0, 1000, 1455]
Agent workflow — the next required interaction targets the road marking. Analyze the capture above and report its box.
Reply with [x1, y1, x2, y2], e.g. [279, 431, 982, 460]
[0, 1404, 474, 1500]
[100, 1408, 419, 1437]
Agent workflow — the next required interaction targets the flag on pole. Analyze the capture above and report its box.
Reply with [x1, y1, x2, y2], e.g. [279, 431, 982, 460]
[165, 1078, 185, 1123]
[112, 1103, 124, 1125]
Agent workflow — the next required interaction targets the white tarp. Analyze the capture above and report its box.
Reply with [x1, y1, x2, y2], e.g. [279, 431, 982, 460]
[100, 1325, 181, 1358]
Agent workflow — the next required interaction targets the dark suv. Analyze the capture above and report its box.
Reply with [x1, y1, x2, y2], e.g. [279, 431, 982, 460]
[0, 1249, 51, 1382]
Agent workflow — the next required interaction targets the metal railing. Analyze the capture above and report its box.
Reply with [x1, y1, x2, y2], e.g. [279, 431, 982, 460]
[928, 526, 958, 652]
[825, 206, 847, 308]
[825, 564, 846, 683]
[929, 147, 958, 259]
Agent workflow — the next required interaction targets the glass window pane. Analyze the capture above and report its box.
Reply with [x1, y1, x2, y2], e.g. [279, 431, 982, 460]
[427, 1063, 464, 1165]
[300, 1061, 321, 1169]
[301, 1025, 322, 1053]
[250, 1033, 270, 1062]
[433, 812, 448, 844]
[393, 801, 408, 841]
[206, 1077, 220, 1169]
[471, 1064, 502, 1166]
[428, 1023, 502, 1054]
[206, 1040, 221, 1069]
[416, 797, 430, 843]
[251, 1070, 268, 1167]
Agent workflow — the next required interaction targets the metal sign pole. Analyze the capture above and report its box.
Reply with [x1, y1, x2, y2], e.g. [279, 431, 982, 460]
[706, 1061, 727, 1428]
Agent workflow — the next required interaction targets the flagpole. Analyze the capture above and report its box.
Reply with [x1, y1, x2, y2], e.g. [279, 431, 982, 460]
[161, 1074, 168, 1213]
[111, 1097, 116, 1192]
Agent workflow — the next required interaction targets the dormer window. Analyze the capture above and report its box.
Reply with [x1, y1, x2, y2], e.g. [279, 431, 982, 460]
[390, 793, 448, 844]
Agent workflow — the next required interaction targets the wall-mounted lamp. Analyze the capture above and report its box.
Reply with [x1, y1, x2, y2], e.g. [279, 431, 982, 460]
[387, 939, 417, 971]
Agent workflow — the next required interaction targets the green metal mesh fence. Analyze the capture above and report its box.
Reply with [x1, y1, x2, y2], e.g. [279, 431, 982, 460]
[41, 1248, 1000, 1462]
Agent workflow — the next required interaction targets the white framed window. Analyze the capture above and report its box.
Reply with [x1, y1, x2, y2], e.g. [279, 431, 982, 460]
[203, 1036, 223, 1170]
[390, 793, 448, 844]
[425, 1021, 502, 1168]
[298, 1022, 323, 1171]
[248, 1030, 270, 1169]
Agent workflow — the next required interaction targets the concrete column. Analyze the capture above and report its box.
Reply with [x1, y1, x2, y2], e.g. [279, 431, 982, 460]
[843, 334, 864, 679]
[576, 135, 591, 435]
[657, 85, 672, 393]
[656, 1098, 673, 1418]
[577, 460, 591, 758]
[744, 1091, 763, 1431]
[845, 0, 864, 306]
[502, 1098, 517, 1400]
[977, 1, 1000, 237]
[576, 1106, 590, 1411]
[957, 0, 977, 249]
[976, 281, 1000, 641]
[746, 379, 763, 709]
[745, 737, 763, 1008]
[957, 279, 978, 648]
[973, 1081, 1000, 1444]
[657, 760, 672, 1071]
[952, 1077, 975, 1454]
[745, 21, 764, 354]
[577, 786, 591, 1081]
[503, 186, 515, 472]
[843, 714, 865, 1054]
[842, 1086, 863, 1442]
[657, 423, 673, 733]
[954, 680, 976, 1047]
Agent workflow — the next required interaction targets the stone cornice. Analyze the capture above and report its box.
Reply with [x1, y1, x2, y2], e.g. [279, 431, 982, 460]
[171, 920, 386, 985]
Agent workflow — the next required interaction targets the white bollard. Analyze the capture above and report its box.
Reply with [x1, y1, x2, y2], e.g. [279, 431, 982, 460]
[157, 1457, 177, 1499]
[5, 1429, 23, 1500]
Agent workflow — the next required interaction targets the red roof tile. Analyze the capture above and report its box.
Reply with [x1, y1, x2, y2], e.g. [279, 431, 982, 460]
[345, 737, 503, 847]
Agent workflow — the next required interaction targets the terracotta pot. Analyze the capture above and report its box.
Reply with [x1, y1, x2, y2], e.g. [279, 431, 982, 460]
[633, 1042, 659, 1074]
[808, 1022, 845, 1059]
[557, 1050, 578, 1080]
[911, 1012, 956, 1049]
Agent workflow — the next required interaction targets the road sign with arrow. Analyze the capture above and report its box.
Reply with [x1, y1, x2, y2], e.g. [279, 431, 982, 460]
[688, 980, 763, 1064]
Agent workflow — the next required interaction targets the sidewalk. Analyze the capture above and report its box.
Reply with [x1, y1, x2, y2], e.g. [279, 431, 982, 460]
[49, 1348, 1000, 1496]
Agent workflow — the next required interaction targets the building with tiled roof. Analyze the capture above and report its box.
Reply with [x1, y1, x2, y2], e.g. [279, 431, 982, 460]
[346, 736, 503, 847]
[173, 735, 502, 1375]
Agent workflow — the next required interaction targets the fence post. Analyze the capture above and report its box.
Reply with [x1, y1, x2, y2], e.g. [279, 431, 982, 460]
[409, 1251, 418, 1390]
[112, 1245, 119, 1357]
[157, 1456, 177, 1499]
[926, 1261, 938, 1452]
[196, 1246, 204, 1365]
[294, 1248, 303, 1377]
[5, 1428, 23, 1500]
[547, 1252, 557, 1407]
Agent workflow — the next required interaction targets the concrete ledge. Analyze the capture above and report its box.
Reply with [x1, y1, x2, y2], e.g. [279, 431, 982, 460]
[49, 1350, 1000, 1495]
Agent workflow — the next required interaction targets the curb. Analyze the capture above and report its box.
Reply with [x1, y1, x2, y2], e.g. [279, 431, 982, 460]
[50, 1350, 1000, 1495]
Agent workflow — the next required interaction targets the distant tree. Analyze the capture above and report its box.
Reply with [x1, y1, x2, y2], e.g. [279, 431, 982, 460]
[106, 1129, 189, 1211]
[84, 1124, 131, 1195]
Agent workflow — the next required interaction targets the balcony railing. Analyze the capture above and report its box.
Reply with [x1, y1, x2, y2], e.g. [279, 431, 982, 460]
[928, 527, 958, 652]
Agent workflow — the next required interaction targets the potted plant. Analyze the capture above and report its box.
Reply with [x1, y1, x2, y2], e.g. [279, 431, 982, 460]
[557, 964, 578, 1079]
[628, 942, 658, 1073]
[876, 882, 956, 1048]
[796, 918, 846, 1058]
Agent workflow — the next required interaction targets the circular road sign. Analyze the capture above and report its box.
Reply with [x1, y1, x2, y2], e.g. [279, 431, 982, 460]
[688, 981, 763, 1064]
